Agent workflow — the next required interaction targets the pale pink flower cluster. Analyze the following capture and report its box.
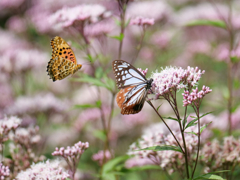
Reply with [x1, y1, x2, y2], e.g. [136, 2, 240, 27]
[182, 86, 212, 107]
[49, 4, 111, 29]
[52, 141, 89, 163]
[0, 116, 22, 137]
[127, 127, 198, 171]
[0, 48, 48, 74]
[151, 66, 205, 99]
[13, 126, 41, 146]
[92, 150, 111, 165]
[0, 0, 25, 11]
[16, 160, 70, 180]
[5, 93, 69, 115]
[130, 17, 155, 26]
[200, 136, 240, 172]
[0, 163, 10, 179]
[137, 68, 148, 76]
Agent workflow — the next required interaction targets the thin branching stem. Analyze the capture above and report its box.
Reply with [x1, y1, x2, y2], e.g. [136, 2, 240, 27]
[191, 106, 200, 178]
[147, 100, 185, 154]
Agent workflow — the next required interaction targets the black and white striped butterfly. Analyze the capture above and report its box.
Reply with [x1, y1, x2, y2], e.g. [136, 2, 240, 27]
[112, 60, 153, 115]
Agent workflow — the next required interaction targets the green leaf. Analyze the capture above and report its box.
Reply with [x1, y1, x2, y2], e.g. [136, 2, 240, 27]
[102, 155, 129, 179]
[110, 33, 124, 41]
[93, 130, 106, 141]
[194, 173, 226, 180]
[156, 104, 162, 111]
[127, 165, 161, 172]
[85, 54, 94, 62]
[200, 122, 212, 134]
[163, 116, 180, 122]
[72, 74, 108, 88]
[185, 131, 198, 136]
[74, 104, 98, 110]
[186, 19, 227, 29]
[137, 145, 183, 153]
[185, 112, 213, 130]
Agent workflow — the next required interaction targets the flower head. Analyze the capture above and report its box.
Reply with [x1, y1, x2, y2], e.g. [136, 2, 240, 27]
[182, 86, 212, 107]
[0, 163, 10, 179]
[151, 66, 205, 99]
[16, 160, 70, 180]
[92, 150, 112, 165]
[130, 17, 155, 27]
[49, 4, 111, 29]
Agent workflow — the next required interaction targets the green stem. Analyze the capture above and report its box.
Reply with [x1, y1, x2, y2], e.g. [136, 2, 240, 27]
[191, 107, 200, 178]
[147, 100, 185, 154]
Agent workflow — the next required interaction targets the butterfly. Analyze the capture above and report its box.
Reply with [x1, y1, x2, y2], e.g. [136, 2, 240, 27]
[47, 36, 82, 81]
[112, 60, 153, 115]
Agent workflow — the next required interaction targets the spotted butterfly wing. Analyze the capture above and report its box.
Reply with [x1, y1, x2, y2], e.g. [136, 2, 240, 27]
[112, 60, 153, 115]
[47, 36, 82, 81]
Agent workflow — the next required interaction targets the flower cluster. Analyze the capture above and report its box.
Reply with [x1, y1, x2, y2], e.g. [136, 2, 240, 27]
[5, 93, 69, 116]
[182, 86, 212, 107]
[0, 116, 22, 142]
[49, 4, 111, 29]
[16, 160, 70, 180]
[92, 150, 112, 165]
[127, 122, 201, 174]
[151, 66, 205, 99]
[130, 17, 155, 27]
[200, 136, 240, 173]
[0, 163, 10, 179]
[52, 141, 89, 158]
[52, 141, 89, 178]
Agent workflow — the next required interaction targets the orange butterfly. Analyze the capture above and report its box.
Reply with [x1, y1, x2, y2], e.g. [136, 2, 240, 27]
[47, 36, 82, 81]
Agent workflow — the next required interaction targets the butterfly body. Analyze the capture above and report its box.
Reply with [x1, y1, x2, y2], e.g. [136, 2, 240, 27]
[112, 60, 153, 115]
[47, 36, 82, 81]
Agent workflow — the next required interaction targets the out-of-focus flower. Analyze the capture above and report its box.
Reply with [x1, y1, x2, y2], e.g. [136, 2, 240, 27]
[130, 17, 155, 27]
[214, 43, 240, 62]
[0, 163, 10, 179]
[0, 116, 22, 136]
[16, 160, 70, 180]
[0, 0, 26, 13]
[74, 106, 110, 131]
[127, 1, 172, 21]
[150, 31, 173, 49]
[182, 86, 212, 107]
[0, 48, 48, 74]
[151, 66, 205, 99]
[49, 4, 111, 30]
[125, 157, 154, 168]
[200, 136, 240, 172]
[85, 20, 115, 38]
[6, 16, 27, 33]
[139, 47, 154, 62]
[0, 83, 13, 110]
[92, 150, 112, 165]
[5, 93, 69, 115]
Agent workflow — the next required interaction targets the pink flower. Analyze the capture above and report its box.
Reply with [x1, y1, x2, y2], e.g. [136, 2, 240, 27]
[151, 66, 205, 99]
[92, 150, 112, 165]
[182, 86, 212, 107]
[84, 19, 114, 37]
[49, 4, 111, 29]
[130, 17, 155, 27]
[0, 163, 10, 178]
[6, 16, 27, 33]
[125, 157, 154, 168]
[16, 160, 70, 180]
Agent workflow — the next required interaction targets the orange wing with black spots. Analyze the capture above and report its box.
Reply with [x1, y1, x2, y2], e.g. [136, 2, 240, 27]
[47, 36, 82, 81]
